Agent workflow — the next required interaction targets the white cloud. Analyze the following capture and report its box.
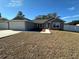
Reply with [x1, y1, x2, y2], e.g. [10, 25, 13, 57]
[68, 7, 75, 11]
[62, 15, 79, 19]
[7, 0, 24, 7]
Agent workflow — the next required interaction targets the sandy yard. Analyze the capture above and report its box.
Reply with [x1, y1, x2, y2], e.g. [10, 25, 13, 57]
[0, 30, 79, 59]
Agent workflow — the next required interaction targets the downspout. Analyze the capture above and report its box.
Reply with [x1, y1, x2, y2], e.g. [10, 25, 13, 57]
[8, 21, 9, 30]
[25, 21, 26, 31]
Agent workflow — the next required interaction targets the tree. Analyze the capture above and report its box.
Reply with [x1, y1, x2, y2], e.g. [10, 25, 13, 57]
[68, 20, 79, 25]
[13, 11, 25, 20]
[0, 13, 8, 21]
[0, 13, 1, 18]
[47, 13, 60, 19]
[35, 13, 60, 20]
[17, 11, 25, 17]
[35, 15, 47, 20]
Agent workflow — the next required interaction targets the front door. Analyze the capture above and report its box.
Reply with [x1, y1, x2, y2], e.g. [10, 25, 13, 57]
[45, 23, 50, 29]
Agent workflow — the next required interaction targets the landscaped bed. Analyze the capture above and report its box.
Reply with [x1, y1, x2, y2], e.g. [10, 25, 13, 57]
[0, 30, 79, 59]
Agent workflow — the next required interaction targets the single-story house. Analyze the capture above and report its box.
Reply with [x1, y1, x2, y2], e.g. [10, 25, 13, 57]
[0, 17, 64, 31]
[33, 18, 64, 30]
[0, 12, 64, 31]
[0, 17, 9, 30]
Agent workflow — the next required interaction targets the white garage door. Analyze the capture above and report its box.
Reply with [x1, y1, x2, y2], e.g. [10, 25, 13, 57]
[0, 22, 8, 29]
[9, 21, 25, 31]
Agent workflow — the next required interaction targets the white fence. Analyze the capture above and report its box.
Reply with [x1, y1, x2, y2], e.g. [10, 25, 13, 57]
[64, 25, 79, 32]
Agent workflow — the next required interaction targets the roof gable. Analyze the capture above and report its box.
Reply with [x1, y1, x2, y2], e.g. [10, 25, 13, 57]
[33, 18, 64, 24]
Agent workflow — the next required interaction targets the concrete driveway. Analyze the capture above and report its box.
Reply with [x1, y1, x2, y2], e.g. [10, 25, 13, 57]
[0, 30, 22, 38]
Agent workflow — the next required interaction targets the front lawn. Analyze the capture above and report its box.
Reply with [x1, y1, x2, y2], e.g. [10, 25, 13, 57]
[0, 30, 79, 59]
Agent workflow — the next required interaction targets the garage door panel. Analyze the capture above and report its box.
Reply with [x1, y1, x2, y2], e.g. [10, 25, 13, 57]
[0, 22, 8, 29]
[9, 22, 25, 30]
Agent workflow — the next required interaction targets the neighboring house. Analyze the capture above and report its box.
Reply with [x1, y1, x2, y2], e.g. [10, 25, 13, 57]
[0, 16, 9, 30]
[33, 18, 64, 30]
[0, 18, 8, 23]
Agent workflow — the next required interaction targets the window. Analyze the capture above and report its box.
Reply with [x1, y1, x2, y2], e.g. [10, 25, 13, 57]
[53, 22, 60, 28]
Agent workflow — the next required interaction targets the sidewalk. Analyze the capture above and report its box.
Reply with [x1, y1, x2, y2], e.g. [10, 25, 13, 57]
[0, 30, 22, 38]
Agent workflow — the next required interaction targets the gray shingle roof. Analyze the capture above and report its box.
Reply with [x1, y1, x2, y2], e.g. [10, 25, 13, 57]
[0, 17, 8, 23]
[12, 16, 29, 20]
[33, 18, 64, 24]
[11, 16, 32, 22]
[33, 19, 49, 24]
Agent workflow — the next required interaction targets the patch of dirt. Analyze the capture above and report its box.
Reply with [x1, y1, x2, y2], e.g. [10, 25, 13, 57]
[0, 30, 79, 59]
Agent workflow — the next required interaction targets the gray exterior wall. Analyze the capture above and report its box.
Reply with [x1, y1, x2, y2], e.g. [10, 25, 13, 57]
[0, 20, 64, 31]
[34, 21, 64, 30]
[25, 22, 35, 31]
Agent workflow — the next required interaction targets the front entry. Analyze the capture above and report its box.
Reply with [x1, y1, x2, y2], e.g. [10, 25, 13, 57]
[45, 23, 51, 29]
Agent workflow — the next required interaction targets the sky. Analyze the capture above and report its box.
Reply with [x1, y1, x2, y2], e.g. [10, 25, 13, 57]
[0, 0, 79, 22]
